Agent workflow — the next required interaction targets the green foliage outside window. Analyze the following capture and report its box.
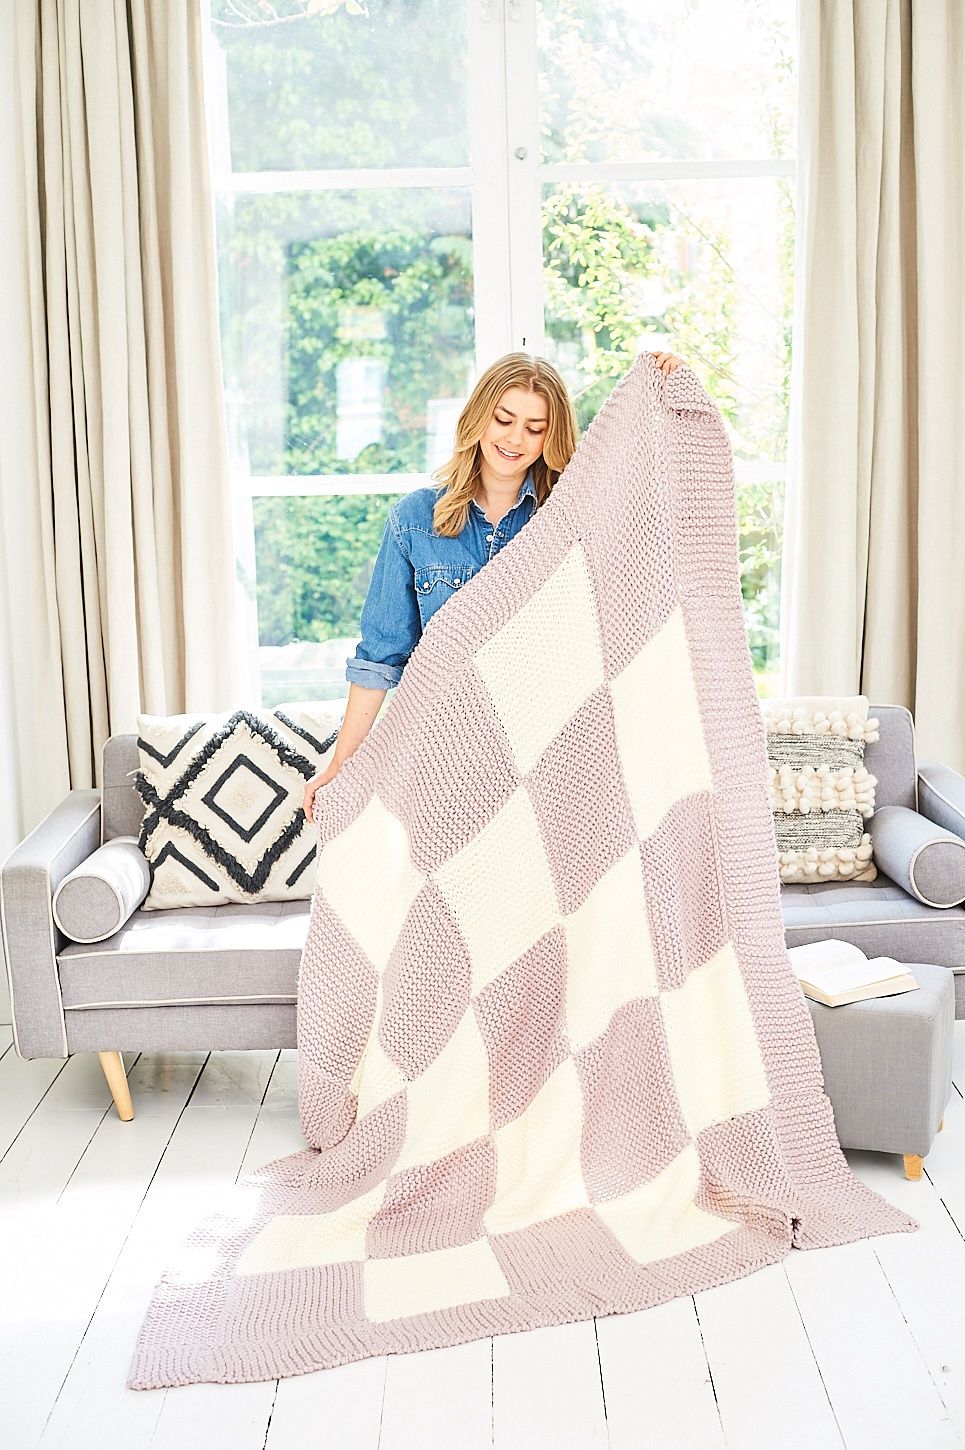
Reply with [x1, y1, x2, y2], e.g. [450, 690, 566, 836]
[211, 0, 794, 687]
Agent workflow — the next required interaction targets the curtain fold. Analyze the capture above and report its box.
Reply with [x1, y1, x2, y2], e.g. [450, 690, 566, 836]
[780, 0, 964, 771]
[3, 0, 252, 837]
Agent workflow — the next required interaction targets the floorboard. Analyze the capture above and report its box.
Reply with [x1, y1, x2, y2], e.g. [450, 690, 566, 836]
[0, 1017, 962, 1450]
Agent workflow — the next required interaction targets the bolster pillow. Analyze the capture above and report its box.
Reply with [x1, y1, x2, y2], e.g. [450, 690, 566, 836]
[51, 834, 151, 943]
[869, 804, 965, 909]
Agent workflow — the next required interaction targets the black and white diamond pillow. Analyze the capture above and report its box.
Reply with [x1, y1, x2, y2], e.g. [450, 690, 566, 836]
[132, 702, 345, 908]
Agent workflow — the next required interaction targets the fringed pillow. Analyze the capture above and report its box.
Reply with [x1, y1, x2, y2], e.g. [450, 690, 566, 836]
[762, 695, 880, 884]
[132, 701, 344, 908]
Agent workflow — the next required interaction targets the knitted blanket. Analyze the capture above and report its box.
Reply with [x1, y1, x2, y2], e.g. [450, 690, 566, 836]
[127, 354, 918, 1391]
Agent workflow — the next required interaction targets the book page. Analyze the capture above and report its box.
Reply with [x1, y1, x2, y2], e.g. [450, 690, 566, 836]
[786, 938, 868, 980]
[800, 959, 913, 993]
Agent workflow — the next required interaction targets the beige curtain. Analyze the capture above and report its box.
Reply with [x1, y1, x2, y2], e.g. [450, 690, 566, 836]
[3, 0, 253, 838]
[780, 0, 965, 772]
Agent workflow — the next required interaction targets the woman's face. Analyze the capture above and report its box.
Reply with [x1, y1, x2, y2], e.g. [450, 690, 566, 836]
[478, 385, 548, 482]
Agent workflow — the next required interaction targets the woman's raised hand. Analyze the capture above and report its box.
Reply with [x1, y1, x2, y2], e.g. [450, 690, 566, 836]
[649, 350, 684, 374]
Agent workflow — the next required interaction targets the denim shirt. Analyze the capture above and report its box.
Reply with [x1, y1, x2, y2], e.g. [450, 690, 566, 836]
[345, 466, 540, 689]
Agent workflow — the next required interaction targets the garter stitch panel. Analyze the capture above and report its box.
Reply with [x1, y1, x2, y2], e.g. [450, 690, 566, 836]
[127, 353, 918, 1391]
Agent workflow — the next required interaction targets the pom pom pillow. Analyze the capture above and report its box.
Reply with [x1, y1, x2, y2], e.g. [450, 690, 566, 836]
[762, 694, 879, 883]
[132, 701, 344, 908]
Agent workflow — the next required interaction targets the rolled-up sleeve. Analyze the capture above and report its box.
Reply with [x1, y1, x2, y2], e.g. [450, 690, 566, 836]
[345, 506, 421, 689]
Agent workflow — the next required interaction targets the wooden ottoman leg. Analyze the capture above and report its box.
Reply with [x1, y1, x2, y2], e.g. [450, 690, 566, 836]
[98, 1051, 134, 1121]
[903, 1114, 944, 1178]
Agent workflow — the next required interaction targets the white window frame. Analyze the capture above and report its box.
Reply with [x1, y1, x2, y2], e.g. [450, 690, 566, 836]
[202, 0, 795, 618]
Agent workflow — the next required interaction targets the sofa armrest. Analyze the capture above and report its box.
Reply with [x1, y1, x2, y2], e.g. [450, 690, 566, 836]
[869, 802, 965, 909]
[918, 761, 965, 842]
[0, 790, 101, 1058]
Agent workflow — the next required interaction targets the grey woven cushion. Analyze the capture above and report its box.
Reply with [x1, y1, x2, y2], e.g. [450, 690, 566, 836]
[51, 835, 151, 943]
[870, 804, 965, 908]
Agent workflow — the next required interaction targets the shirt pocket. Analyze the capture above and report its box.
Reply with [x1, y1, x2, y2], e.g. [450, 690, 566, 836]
[413, 562, 478, 624]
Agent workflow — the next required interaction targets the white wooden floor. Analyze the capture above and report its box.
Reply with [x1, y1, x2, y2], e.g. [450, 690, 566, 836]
[2, 1013, 964, 1450]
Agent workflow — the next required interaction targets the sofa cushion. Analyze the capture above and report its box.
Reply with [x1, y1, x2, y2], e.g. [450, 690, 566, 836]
[55, 880, 964, 1015]
[56, 898, 310, 1008]
[763, 694, 878, 883]
[781, 871, 965, 973]
[51, 835, 150, 943]
[132, 702, 344, 909]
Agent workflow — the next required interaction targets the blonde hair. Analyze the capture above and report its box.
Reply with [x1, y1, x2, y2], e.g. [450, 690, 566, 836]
[429, 352, 579, 538]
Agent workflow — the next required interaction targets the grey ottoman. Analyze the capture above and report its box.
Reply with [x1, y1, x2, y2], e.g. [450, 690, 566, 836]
[805, 962, 954, 1180]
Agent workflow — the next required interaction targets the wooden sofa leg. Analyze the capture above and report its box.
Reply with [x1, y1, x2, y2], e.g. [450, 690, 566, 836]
[98, 1051, 134, 1121]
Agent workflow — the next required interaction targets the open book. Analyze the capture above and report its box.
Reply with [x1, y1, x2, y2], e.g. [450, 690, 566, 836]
[786, 938, 919, 1007]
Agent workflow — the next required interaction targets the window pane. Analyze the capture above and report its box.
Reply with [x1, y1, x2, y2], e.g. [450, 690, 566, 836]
[203, 2, 796, 704]
[541, 176, 793, 467]
[217, 188, 474, 476]
[541, 175, 793, 691]
[255, 491, 405, 708]
[539, 0, 796, 164]
[736, 478, 784, 690]
[210, 0, 470, 171]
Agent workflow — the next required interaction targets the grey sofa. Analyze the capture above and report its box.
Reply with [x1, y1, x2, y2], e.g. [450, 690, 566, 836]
[2, 702, 963, 1123]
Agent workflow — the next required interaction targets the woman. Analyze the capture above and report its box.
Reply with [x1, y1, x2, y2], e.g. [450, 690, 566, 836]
[303, 347, 683, 820]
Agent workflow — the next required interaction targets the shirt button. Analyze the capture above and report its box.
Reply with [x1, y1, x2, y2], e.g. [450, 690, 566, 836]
[421, 582, 430, 590]
[485, 533, 493, 541]
[453, 579, 461, 586]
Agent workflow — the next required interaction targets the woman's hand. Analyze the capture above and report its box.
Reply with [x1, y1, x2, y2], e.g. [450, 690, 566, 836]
[649, 350, 684, 374]
[302, 684, 386, 823]
[303, 755, 343, 823]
